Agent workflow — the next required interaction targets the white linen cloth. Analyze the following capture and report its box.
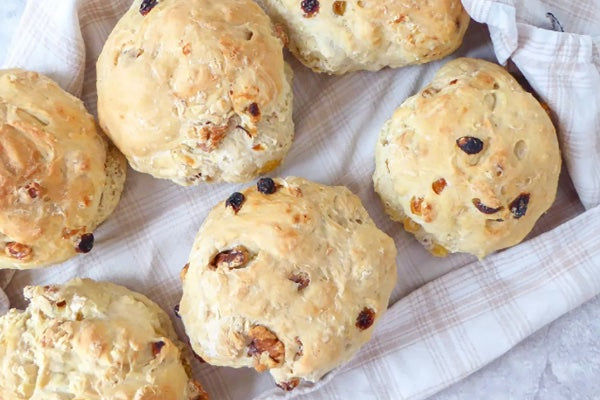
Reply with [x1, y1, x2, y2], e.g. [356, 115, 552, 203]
[1, 0, 599, 399]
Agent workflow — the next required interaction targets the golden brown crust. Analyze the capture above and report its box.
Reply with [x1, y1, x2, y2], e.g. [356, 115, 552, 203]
[180, 177, 397, 386]
[0, 69, 126, 269]
[257, 0, 470, 74]
[97, 0, 294, 185]
[373, 58, 561, 258]
[0, 278, 208, 399]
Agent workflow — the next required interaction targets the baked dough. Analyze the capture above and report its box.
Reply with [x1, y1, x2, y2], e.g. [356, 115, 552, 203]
[0, 69, 126, 270]
[0, 278, 209, 400]
[256, 0, 470, 74]
[179, 177, 397, 389]
[97, 0, 294, 185]
[373, 58, 561, 259]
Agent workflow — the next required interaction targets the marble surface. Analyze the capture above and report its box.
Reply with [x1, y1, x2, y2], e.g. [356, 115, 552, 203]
[432, 295, 600, 400]
[1, 1, 598, 399]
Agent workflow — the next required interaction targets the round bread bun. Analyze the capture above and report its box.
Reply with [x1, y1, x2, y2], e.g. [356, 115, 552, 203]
[0, 278, 209, 400]
[0, 69, 126, 270]
[256, 0, 470, 74]
[97, 0, 294, 185]
[179, 177, 397, 389]
[373, 58, 561, 259]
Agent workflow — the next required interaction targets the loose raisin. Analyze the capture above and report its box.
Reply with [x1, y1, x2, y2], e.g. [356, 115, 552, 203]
[510, 193, 530, 219]
[432, 178, 447, 195]
[152, 340, 165, 356]
[288, 272, 310, 290]
[301, 0, 319, 17]
[332, 1, 346, 15]
[356, 307, 375, 330]
[277, 378, 300, 391]
[225, 192, 245, 213]
[248, 103, 260, 118]
[211, 246, 250, 269]
[56, 300, 67, 307]
[456, 136, 484, 155]
[472, 198, 503, 214]
[76, 233, 94, 253]
[5, 242, 32, 260]
[257, 177, 276, 194]
[139, 0, 158, 16]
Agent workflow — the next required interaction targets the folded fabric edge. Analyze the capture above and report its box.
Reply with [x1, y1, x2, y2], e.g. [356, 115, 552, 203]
[463, 0, 600, 210]
[412, 233, 600, 400]
[510, 26, 600, 210]
[462, 0, 519, 64]
[392, 205, 599, 400]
